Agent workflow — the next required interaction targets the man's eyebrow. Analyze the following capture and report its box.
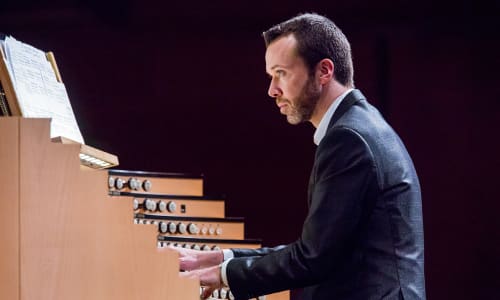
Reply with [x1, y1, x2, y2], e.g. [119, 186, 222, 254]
[270, 64, 285, 70]
[266, 64, 288, 74]
[266, 64, 289, 76]
[265, 66, 276, 77]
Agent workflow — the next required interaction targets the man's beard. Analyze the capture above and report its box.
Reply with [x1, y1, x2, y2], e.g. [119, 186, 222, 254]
[282, 76, 321, 125]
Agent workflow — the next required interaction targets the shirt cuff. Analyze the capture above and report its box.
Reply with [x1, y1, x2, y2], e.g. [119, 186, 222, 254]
[220, 258, 232, 287]
[222, 249, 234, 261]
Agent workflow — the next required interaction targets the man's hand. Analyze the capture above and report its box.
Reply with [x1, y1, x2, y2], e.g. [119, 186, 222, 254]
[164, 246, 224, 271]
[181, 265, 223, 299]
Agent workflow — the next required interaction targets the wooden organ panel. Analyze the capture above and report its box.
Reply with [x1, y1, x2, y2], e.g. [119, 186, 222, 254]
[108, 170, 204, 196]
[140, 215, 245, 239]
[123, 194, 226, 218]
[0, 118, 198, 300]
[0, 117, 19, 300]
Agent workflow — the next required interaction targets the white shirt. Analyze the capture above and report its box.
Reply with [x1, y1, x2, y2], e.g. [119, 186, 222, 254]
[220, 88, 354, 288]
[220, 250, 233, 286]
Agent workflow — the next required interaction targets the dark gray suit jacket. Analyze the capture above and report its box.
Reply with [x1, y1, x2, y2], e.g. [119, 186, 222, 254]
[226, 90, 426, 300]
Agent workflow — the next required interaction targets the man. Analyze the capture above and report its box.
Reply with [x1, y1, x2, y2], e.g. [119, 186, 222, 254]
[169, 13, 426, 300]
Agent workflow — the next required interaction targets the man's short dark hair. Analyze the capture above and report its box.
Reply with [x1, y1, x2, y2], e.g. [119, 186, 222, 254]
[263, 13, 354, 88]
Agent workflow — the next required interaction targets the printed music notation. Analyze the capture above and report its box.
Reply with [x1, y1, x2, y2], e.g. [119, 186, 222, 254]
[0, 35, 84, 144]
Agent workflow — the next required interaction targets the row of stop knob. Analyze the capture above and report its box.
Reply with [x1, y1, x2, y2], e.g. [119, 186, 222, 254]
[108, 177, 152, 191]
[200, 286, 236, 300]
[158, 241, 221, 251]
[133, 198, 178, 213]
[158, 221, 223, 235]
[200, 287, 265, 300]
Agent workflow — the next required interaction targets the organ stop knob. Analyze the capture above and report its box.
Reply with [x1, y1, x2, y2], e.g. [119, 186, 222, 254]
[142, 179, 152, 191]
[177, 222, 187, 234]
[188, 223, 199, 234]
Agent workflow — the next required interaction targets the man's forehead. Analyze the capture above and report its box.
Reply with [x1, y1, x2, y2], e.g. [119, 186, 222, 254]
[265, 34, 299, 69]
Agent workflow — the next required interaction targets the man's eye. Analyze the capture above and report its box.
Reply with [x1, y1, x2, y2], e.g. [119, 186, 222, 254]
[276, 70, 285, 76]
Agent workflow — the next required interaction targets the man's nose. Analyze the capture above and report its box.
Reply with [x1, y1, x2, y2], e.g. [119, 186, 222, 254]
[268, 80, 282, 98]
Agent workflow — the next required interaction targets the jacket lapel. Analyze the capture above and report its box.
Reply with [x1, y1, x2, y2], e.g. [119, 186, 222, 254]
[308, 89, 366, 207]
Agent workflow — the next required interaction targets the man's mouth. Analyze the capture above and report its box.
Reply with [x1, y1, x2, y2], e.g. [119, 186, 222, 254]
[276, 98, 289, 107]
[277, 101, 289, 114]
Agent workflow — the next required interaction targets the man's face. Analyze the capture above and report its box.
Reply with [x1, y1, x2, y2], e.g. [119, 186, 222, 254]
[265, 34, 321, 125]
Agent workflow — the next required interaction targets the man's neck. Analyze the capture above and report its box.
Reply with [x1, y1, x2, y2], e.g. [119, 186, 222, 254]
[310, 82, 350, 128]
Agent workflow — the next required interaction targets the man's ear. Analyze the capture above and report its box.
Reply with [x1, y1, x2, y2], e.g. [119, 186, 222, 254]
[317, 58, 334, 84]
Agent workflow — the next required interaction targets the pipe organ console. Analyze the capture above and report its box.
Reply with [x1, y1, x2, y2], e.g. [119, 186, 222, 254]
[108, 170, 290, 300]
[0, 117, 289, 300]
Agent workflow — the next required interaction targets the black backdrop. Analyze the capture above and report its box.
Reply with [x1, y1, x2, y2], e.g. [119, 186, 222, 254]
[1, 0, 499, 299]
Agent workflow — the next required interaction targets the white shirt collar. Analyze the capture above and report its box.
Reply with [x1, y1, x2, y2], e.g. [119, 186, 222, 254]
[313, 88, 353, 145]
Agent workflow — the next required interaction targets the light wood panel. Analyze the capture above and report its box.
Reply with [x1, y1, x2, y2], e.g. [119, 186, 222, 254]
[129, 196, 226, 218]
[268, 291, 290, 300]
[109, 174, 203, 196]
[153, 220, 244, 240]
[0, 117, 20, 300]
[1, 117, 199, 300]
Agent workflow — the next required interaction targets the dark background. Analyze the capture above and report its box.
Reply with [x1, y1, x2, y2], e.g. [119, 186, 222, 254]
[1, 0, 499, 299]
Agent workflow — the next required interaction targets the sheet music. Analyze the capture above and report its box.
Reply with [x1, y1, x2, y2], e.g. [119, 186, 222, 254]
[2, 36, 84, 144]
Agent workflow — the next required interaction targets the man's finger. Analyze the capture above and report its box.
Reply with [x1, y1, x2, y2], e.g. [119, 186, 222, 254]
[179, 270, 200, 280]
[201, 286, 215, 299]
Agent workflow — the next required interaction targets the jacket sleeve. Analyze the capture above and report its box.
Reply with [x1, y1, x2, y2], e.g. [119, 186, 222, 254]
[226, 127, 379, 299]
[231, 245, 288, 258]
